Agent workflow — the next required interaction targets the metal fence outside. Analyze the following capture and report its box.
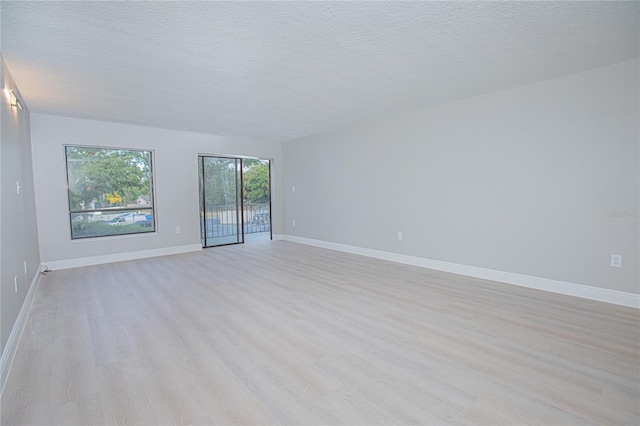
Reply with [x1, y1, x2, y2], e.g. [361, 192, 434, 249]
[202, 203, 270, 238]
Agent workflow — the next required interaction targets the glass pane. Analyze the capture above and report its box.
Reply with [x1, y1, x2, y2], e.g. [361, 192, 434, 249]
[71, 209, 155, 239]
[242, 159, 271, 242]
[66, 146, 153, 211]
[199, 157, 206, 247]
[66, 146, 155, 239]
[201, 157, 242, 246]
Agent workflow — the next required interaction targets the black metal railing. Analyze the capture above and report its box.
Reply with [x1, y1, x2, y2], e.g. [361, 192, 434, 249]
[202, 203, 270, 238]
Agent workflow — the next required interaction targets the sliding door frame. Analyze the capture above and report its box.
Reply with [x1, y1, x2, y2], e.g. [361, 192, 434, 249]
[198, 154, 272, 248]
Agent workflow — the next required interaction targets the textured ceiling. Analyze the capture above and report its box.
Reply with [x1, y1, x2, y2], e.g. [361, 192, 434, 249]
[1, 1, 638, 142]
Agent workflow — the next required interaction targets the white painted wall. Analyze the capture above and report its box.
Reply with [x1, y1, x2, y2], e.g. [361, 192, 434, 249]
[1, 58, 41, 354]
[30, 114, 282, 265]
[283, 59, 639, 295]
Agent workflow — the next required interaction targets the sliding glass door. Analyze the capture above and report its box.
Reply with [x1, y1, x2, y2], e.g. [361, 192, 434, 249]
[199, 156, 243, 247]
[199, 156, 271, 247]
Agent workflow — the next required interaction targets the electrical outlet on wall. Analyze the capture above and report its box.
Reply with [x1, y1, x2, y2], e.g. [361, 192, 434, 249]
[397, 231, 403, 241]
[292, 220, 296, 227]
[610, 254, 622, 268]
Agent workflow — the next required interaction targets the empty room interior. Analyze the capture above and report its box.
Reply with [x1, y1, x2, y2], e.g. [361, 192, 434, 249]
[0, 1, 639, 425]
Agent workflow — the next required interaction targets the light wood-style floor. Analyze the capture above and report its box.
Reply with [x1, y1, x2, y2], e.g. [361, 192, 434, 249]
[1, 241, 638, 425]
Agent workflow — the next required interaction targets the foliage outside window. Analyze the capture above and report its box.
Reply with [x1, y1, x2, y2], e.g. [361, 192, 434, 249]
[199, 158, 270, 208]
[66, 146, 155, 239]
[242, 159, 270, 205]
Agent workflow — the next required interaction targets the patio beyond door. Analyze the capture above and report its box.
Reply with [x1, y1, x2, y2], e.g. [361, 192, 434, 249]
[198, 156, 271, 247]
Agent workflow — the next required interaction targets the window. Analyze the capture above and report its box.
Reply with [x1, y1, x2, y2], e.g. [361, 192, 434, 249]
[65, 146, 155, 239]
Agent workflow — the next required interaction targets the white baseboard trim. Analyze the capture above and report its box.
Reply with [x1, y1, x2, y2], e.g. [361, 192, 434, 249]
[43, 244, 203, 271]
[272, 234, 285, 241]
[1, 265, 43, 396]
[283, 235, 639, 309]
